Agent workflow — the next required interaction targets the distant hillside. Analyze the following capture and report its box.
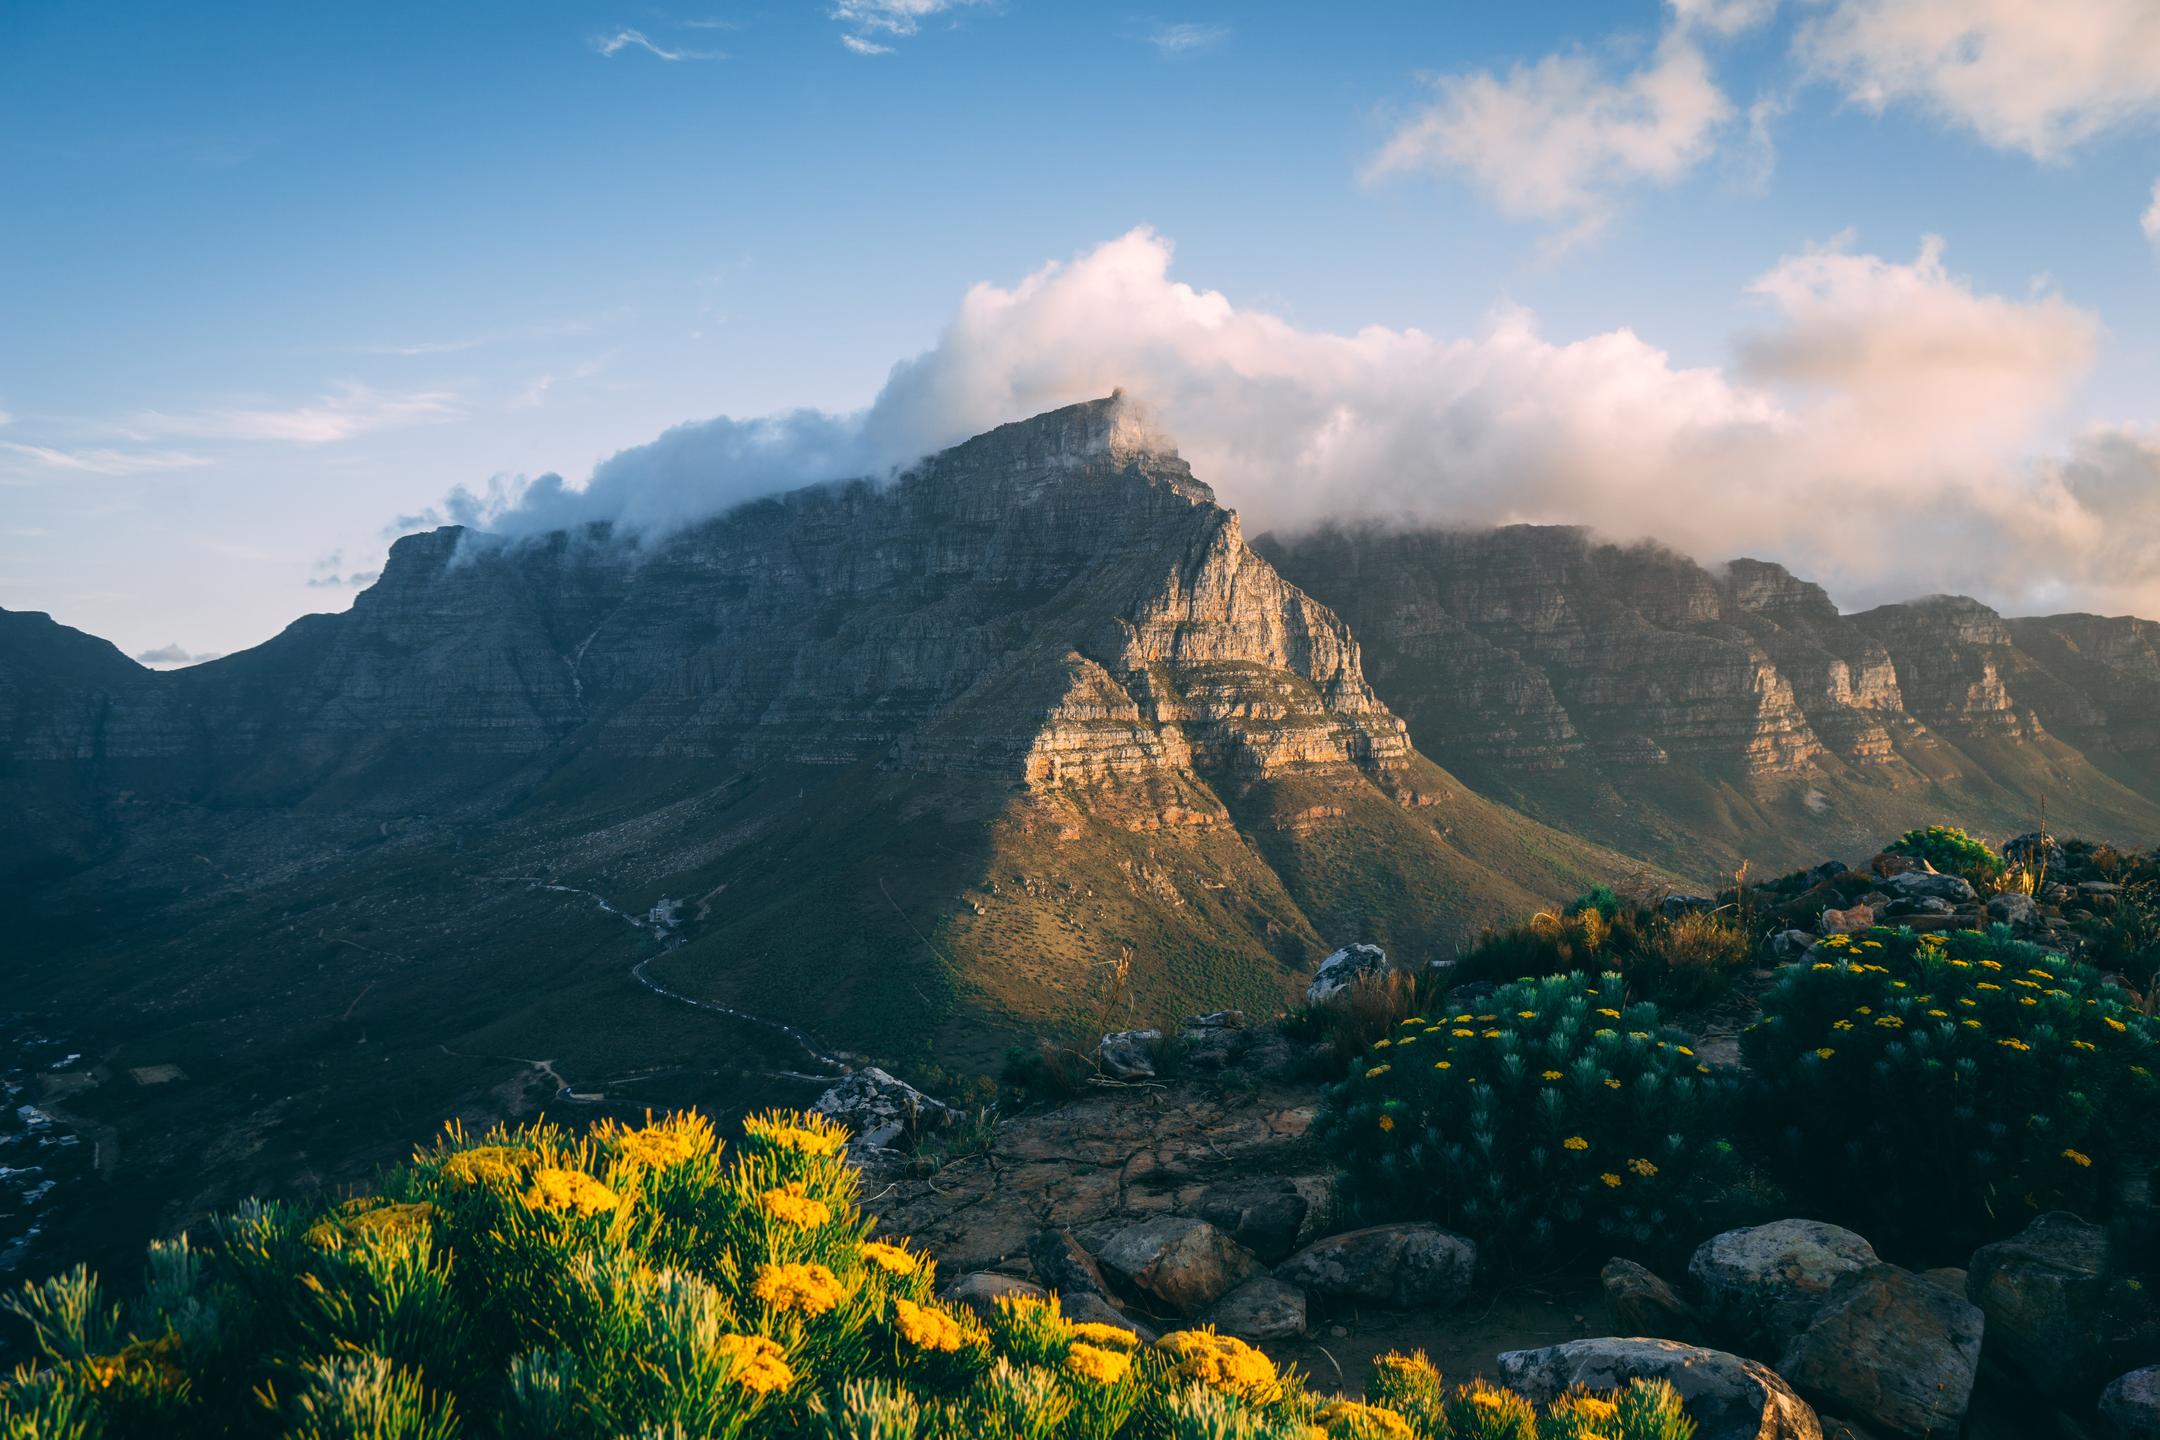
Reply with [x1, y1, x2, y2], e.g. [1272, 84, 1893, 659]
[1258, 525, 2160, 877]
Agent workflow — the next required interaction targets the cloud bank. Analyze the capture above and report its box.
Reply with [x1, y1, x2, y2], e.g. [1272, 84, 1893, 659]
[453, 227, 2160, 619]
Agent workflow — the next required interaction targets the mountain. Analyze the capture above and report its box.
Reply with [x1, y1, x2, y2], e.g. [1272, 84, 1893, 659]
[0, 397, 1638, 1261]
[1256, 525, 2160, 876]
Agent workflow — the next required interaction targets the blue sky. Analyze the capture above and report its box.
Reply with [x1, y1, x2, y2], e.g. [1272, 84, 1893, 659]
[4, 1, 2159, 661]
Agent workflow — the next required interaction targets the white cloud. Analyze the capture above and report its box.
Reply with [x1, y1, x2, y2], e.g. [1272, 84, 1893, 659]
[1797, 0, 2160, 159]
[134, 643, 222, 668]
[1145, 22, 1230, 56]
[132, 383, 460, 445]
[454, 226, 2153, 615]
[0, 442, 213, 476]
[832, 0, 988, 52]
[2144, 179, 2160, 250]
[593, 29, 724, 61]
[1366, 32, 1732, 245]
[1670, 0, 1780, 37]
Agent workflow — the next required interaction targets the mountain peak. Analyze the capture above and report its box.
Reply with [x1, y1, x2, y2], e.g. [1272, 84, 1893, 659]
[930, 392, 1201, 498]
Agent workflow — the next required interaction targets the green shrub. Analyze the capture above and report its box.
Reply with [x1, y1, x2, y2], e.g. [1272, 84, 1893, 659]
[1, 1110, 1697, 1440]
[1742, 927, 2160, 1255]
[1885, 826, 2006, 886]
[1313, 972, 1739, 1263]
[1454, 905, 1751, 1010]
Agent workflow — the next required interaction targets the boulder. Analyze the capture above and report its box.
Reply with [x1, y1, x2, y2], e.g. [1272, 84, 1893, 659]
[1060, 1289, 1157, 1344]
[1804, 861, 1851, 888]
[1093, 1216, 1257, 1315]
[1277, 1223, 1476, 1310]
[2099, 1366, 2160, 1439]
[1777, 1265, 1984, 1438]
[1822, 905, 1875, 936]
[1660, 893, 1717, 919]
[1978, 1208, 2108, 1398]
[1193, 1176, 1309, 1264]
[1096, 1029, 1161, 1080]
[1177, 1011, 1252, 1070]
[1690, 1220, 1880, 1351]
[1308, 943, 1392, 1006]
[2001, 834, 2063, 875]
[1602, 1257, 1706, 1342]
[943, 1271, 1046, 1321]
[1881, 872, 1978, 905]
[1881, 896, 1953, 919]
[812, 1066, 958, 1149]
[1498, 1338, 1822, 1440]
[1027, 1229, 1112, 1299]
[1984, 893, 2038, 928]
[1772, 929, 1818, 962]
[1206, 1275, 1307, 1340]
[1918, 1268, 1966, 1296]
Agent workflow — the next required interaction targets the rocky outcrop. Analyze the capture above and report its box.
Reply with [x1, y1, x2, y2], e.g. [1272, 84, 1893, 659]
[1776, 1265, 1983, 1438]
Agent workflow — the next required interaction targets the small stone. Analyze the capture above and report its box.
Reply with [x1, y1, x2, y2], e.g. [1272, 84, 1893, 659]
[1277, 1223, 1476, 1310]
[1093, 1216, 1257, 1315]
[1027, 1229, 1112, 1298]
[1207, 1275, 1307, 1340]
[1984, 893, 2037, 927]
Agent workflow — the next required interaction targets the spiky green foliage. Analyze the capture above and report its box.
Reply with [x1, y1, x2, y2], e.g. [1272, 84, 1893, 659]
[1742, 926, 2160, 1254]
[0, 1110, 1695, 1440]
[1884, 827, 2006, 886]
[1312, 972, 1738, 1263]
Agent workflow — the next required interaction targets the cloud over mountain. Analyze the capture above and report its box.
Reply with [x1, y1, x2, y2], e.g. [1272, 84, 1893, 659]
[459, 227, 2155, 619]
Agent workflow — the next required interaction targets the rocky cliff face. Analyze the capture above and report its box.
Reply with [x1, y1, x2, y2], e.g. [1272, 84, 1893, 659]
[1258, 526, 2160, 873]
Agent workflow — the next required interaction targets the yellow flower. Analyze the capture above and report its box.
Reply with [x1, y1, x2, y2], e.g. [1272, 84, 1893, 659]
[1070, 1321, 1141, 1349]
[1856, 1006, 1872, 1016]
[1979, 959, 2002, 970]
[1875, 1015, 1904, 1029]
[753, 1262, 845, 1316]
[1600, 1172, 1623, 1188]
[1481, 1029, 1502, 1039]
[306, 1200, 436, 1249]
[1961, 1019, 1982, 1030]
[1597, 1008, 1621, 1019]
[1627, 1157, 1658, 1178]
[1372, 1039, 1393, 1050]
[2104, 1016, 2129, 1033]
[1563, 1136, 1589, 1151]
[760, 1183, 833, 1229]
[714, 1334, 794, 1395]
[1365, 1064, 1392, 1079]
[1542, 1070, 1564, 1081]
[741, 1112, 849, 1158]
[607, 1114, 714, 1170]
[1434, 1060, 1452, 1071]
[1815, 1047, 1836, 1060]
[1158, 1329, 1280, 1401]
[1315, 1401, 1416, 1439]
[1833, 1020, 1855, 1032]
[2062, 1148, 2093, 1168]
[1451, 1028, 1476, 1038]
[1518, 1010, 1538, 1020]
[1928, 1010, 1949, 1018]
[858, 1240, 919, 1276]
[440, 1146, 527, 1188]
[1604, 1078, 1622, 1090]
[1065, 1342, 1133, 1386]
[1998, 1038, 2031, 1052]
[523, 1168, 619, 1217]
[891, 1297, 973, 1351]
[2028, 968, 2055, 979]
[1377, 1114, 1395, 1133]
[2071, 1039, 2097, 1052]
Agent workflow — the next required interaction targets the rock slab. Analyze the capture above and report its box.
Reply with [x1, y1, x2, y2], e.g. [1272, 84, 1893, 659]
[1777, 1265, 1983, 1438]
[1276, 1223, 1475, 1310]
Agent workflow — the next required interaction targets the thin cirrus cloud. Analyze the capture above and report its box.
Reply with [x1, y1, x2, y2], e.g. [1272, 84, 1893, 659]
[0, 442, 213, 477]
[2143, 180, 2160, 250]
[1145, 22, 1230, 57]
[592, 29, 724, 61]
[831, 0, 990, 54]
[130, 383, 461, 445]
[1795, 0, 2160, 160]
[1364, 1, 1765, 251]
[442, 225, 2160, 618]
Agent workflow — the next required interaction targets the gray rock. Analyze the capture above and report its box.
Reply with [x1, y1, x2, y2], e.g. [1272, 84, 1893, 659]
[812, 1066, 958, 1149]
[1193, 1176, 1309, 1264]
[1277, 1223, 1476, 1310]
[1177, 1011, 1252, 1070]
[1690, 1219, 1881, 1351]
[1602, 1257, 1705, 1342]
[1060, 1289, 1157, 1344]
[1093, 1216, 1257, 1315]
[1206, 1275, 1307, 1340]
[1967, 1211, 2146, 1400]
[1881, 872, 1978, 905]
[1307, 943, 1391, 1006]
[1777, 1265, 1984, 1438]
[2100, 1366, 2160, 1439]
[1984, 893, 2037, 927]
[1096, 1029, 1161, 1080]
[1660, 893, 1717, 919]
[2001, 834, 2063, 875]
[1027, 1229, 1112, 1298]
[1882, 895, 1953, 919]
[1772, 928, 1818, 961]
[1498, 1337, 1822, 1440]
[943, 1271, 1046, 1321]
[1918, 1268, 1966, 1295]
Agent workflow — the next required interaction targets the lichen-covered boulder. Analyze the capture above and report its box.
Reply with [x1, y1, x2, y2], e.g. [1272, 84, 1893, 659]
[1096, 1029, 1161, 1080]
[1776, 1264, 1983, 1438]
[1307, 943, 1390, 1005]
[812, 1066, 958, 1149]
[1093, 1215, 1258, 1315]
[1690, 1219, 1880, 1351]
[2099, 1366, 2160, 1440]
[1276, 1223, 1475, 1310]
[1499, 1337, 1822, 1440]
[1206, 1275, 1307, 1340]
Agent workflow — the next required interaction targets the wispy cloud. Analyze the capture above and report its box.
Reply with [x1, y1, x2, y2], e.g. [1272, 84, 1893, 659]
[1144, 21, 1229, 56]
[0, 442, 213, 476]
[134, 643, 222, 667]
[304, 571, 379, 589]
[2144, 179, 2160, 252]
[832, 0, 990, 53]
[593, 28, 725, 61]
[131, 383, 461, 445]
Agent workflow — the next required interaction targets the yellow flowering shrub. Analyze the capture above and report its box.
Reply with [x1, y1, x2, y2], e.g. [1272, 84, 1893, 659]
[0, 1108, 1699, 1440]
[1745, 926, 2160, 1252]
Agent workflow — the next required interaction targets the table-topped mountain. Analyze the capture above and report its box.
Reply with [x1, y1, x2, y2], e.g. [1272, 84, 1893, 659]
[0, 397, 1633, 1255]
[1259, 525, 2160, 874]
